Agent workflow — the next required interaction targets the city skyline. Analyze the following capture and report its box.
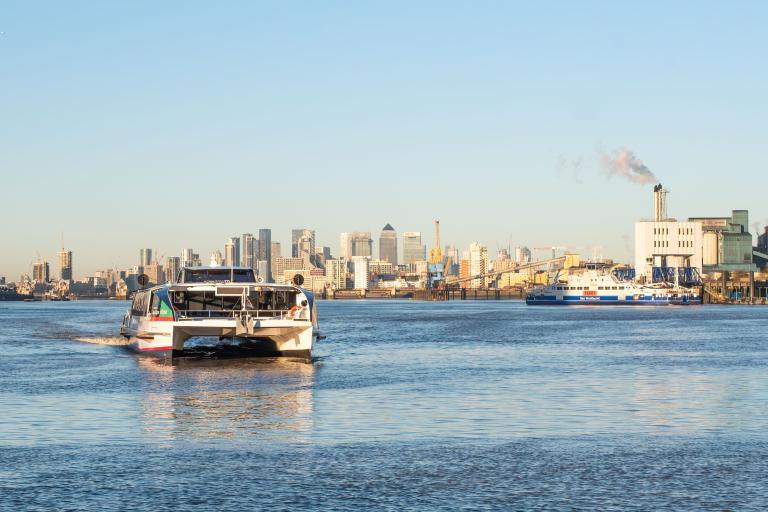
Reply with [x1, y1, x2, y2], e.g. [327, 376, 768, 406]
[6, 205, 768, 282]
[3, 3, 768, 278]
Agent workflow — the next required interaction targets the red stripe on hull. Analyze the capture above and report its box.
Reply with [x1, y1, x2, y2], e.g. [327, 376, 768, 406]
[140, 346, 172, 352]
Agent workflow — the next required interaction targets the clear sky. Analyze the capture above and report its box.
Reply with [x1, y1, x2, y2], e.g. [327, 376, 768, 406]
[2, 1, 767, 279]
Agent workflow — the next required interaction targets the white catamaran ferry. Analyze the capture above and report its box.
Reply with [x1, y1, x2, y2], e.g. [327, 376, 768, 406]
[526, 264, 701, 306]
[120, 266, 319, 360]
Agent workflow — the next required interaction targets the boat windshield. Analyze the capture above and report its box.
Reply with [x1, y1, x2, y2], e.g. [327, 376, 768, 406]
[182, 268, 256, 283]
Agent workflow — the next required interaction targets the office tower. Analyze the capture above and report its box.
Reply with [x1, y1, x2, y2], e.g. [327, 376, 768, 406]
[292, 229, 315, 258]
[258, 228, 272, 282]
[211, 250, 224, 266]
[242, 233, 256, 269]
[297, 229, 314, 264]
[340, 232, 350, 260]
[444, 245, 460, 275]
[181, 248, 195, 267]
[224, 237, 240, 266]
[341, 232, 373, 259]
[145, 262, 165, 285]
[379, 224, 398, 264]
[58, 248, 73, 281]
[166, 256, 181, 283]
[325, 258, 347, 290]
[353, 257, 369, 290]
[403, 232, 426, 263]
[33, 258, 50, 283]
[352, 234, 373, 258]
[271, 241, 281, 259]
[140, 248, 153, 267]
[314, 246, 331, 269]
[469, 242, 489, 289]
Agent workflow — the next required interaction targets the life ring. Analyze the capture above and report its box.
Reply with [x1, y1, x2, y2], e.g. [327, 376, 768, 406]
[287, 305, 302, 320]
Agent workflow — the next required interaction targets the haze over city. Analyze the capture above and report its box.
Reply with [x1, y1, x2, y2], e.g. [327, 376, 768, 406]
[2, 2, 768, 278]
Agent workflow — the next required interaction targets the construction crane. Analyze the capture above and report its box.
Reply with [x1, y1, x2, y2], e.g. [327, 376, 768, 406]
[427, 220, 445, 289]
[429, 220, 442, 264]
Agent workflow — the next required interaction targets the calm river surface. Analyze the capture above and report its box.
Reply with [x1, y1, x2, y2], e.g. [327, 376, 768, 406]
[1, 300, 767, 510]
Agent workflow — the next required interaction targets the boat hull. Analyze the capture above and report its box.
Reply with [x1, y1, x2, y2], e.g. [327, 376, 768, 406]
[121, 320, 314, 361]
[526, 295, 701, 306]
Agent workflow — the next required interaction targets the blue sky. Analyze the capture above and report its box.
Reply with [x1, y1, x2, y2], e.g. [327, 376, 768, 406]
[2, 1, 767, 278]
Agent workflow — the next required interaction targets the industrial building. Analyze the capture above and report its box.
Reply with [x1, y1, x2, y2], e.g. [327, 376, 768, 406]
[634, 184, 703, 283]
[634, 183, 762, 300]
[687, 211, 756, 274]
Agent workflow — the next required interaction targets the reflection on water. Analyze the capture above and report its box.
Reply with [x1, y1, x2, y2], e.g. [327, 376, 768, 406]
[137, 357, 315, 442]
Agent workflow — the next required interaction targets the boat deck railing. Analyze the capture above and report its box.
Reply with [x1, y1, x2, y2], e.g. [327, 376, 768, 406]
[175, 309, 304, 321]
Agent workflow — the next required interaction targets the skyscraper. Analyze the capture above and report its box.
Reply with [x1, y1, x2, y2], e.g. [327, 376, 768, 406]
[297, 229, 314, 264]
[58, 247, 72, 281]
[341, 232, 373, 259]
[166, 256, 181, 283]
[352, 234, 372, 258]
[325, 258, 347, 290]
[353, 257, 369, 290]
[379, 224, 397, 264]
[469, 242, 489, 289]
[340, 232, 350, 260]
[224, 237, 240, 266]
[403, 232, 426, 264]
[242, 233, 256, 269]
[292, 229, 315, 259]
[314, 246, 331, 269]
[140, 248, 153, 267]
[181, 248, 195, 267]
[33, 258, 50, 283]
[258, 228, 272, 282]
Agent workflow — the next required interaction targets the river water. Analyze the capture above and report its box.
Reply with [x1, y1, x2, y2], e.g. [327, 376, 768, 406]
[1, 300, 766, 510]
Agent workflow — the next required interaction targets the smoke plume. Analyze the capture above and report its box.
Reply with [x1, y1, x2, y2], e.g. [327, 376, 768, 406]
[599, 148, 658, 185]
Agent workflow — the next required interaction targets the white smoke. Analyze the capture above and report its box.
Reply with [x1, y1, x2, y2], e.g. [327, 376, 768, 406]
[599, 148, 658, 185]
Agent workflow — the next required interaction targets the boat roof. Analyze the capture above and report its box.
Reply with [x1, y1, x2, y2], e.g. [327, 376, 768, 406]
[182, 266, 253, 271]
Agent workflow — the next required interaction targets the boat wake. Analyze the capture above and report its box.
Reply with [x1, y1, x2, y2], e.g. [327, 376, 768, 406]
[73, 336, 132, 346]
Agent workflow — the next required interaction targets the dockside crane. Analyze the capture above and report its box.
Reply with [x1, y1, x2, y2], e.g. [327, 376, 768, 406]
[427, 220, 445, 288]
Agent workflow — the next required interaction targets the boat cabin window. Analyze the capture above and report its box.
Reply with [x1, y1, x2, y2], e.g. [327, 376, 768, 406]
[181, 268, 256, 283]
[171, 287, 298, 317]
[131, 291, 149, 316]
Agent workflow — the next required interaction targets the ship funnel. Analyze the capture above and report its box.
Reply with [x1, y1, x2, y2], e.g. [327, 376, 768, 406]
[653, 183, 667, 221]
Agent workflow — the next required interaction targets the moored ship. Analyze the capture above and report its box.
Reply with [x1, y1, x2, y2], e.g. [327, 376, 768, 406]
[0, 284, 34, 301]
[120, 265, 319, 360]
[526, 263, 701, 305]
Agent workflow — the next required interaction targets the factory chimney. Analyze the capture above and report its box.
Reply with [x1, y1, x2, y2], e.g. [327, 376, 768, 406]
[653, 183, 667, 221]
